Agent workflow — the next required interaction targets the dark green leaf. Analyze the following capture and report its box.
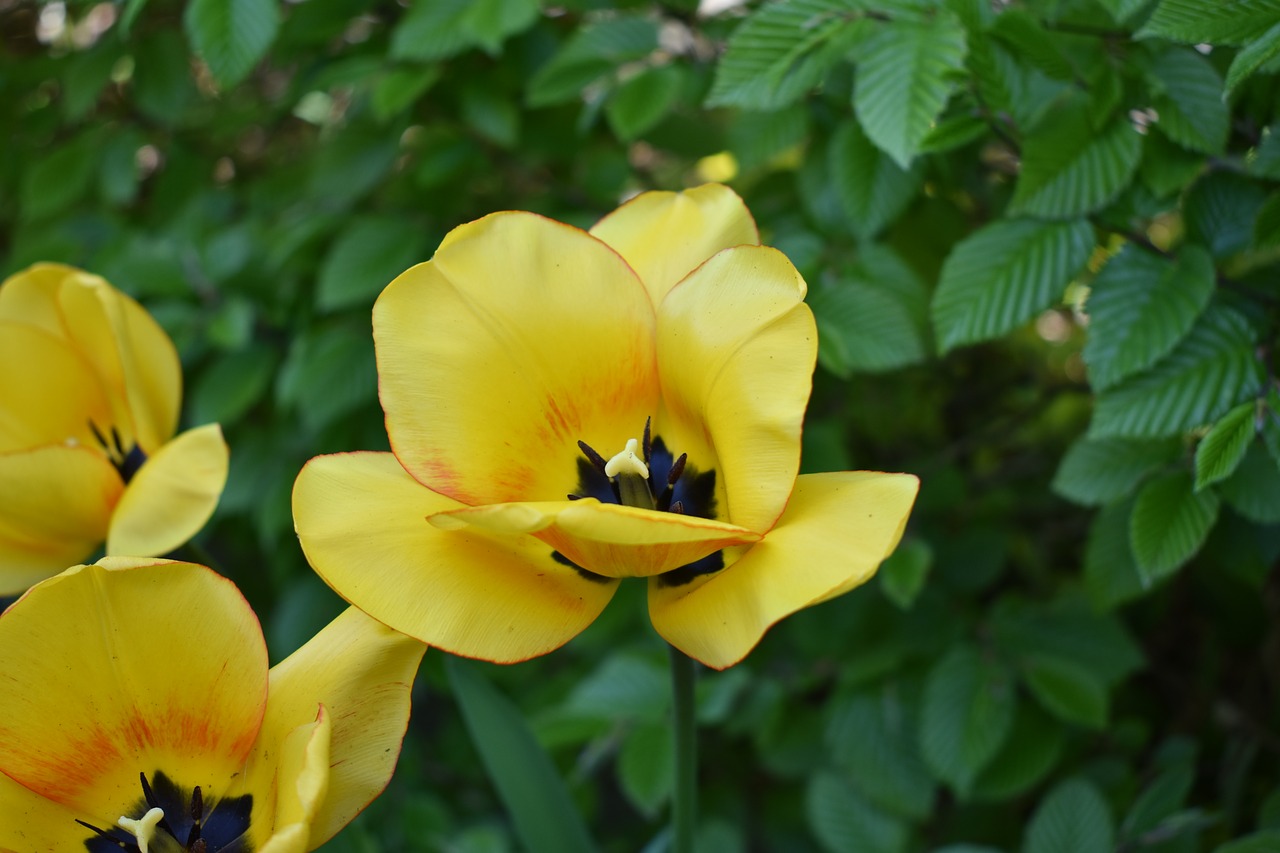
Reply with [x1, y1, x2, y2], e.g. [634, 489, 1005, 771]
[931, 218, 1094, 353]
[1148, 48, 1229, 155]
[1214, 831, 1280, 853]
[372, 67, 441, 122]
[991, 595, 1144, 686]
[829, 118, 923, 240]
[1024, 778, 1115, 853]
[727, 105, 810, 171]
[1184, 171, 1269, 260]
[316, 216, 429, 312]
[919, 646, 1017, 794]
[1022, 656, 1109, 729]
[275, 323, 377, 433]
[1084, 498, 1148, 610]
[990, 10, 1074, 80]
[1138, 0, 1280, 45]
[563, 655, 668, 723]
[190, 346, 277, 427]
[390, 0, 539, 62]
[20, 132, 99, 222]
[61, 43, 121, 121]
[527, 17, 660, 107]
[184, 0, 280, 88]
[617, 722, 673, 818]
[1218, 442, 1280, 522]
[1097, 0, 1153, 23]
[1053, 436, 1180, 506]
[1139, 130, 1207, 198]
[1254, 192, 1280, 248]
[1226, 19, 1280, 95]
[1195, 401, 1256, 490]
[606, 65, 684, 141]
[1130, 470, 1220, 582]
[806, 771, 910, 853]
[971, 702, 1066, 801]
[1121, 765, 1195, 840]
[878, 538, 933, 610]
[918, 111, 989, 154]
[827, 688, 935, 820]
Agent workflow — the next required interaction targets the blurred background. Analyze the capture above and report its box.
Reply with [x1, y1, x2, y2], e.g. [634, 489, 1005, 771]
[2, 0, 1278, 849]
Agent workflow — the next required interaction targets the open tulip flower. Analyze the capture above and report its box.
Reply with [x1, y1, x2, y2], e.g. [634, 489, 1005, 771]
[0, 263, 229, 595]
[294, 184, 918, 669]
[0, 557, 425, 852]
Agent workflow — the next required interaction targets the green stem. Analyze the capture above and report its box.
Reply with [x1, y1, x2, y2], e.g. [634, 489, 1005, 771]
[670, 644, 698, 853]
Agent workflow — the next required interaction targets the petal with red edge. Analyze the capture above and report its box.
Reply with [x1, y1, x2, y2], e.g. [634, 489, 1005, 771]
[249, 707, 331, 853]
[649, 471, 919, 669]
[0, 322, 113, 454]
[293, 451, 619, 663]
[590, 184, 760, 307]
[374, 211, 659, 507]
[106, 423, 229, 557]
[0, 446, 122, 596]
[0, 768, 92, 853]
[0, 559, 268, 818]
[430, 499, 760, 578]
[656, 245, 815, 534]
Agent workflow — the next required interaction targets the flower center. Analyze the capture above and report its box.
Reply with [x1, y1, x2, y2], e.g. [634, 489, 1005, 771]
[78, 771, 252, 853]
[88, 420, 147, 484]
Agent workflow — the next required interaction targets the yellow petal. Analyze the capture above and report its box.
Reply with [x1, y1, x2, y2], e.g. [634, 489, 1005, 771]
[649, 471, 919, 669]
[0, 446, 122, 596]
[373, 211, 659, 508]
[293, 452, 620, 663]
[0, 560, 268, 818]
[107, 423, 229, 557]
[590, 184, 760, 306]
[0, 768, 92, 853]
[656, 245, 815, 534]
[431, 499, 760, 578]
[0, 321, 113, 453]
[248, 607, 424, 847]
[253, 707, 331, 853]
[0, 262, 76, 335]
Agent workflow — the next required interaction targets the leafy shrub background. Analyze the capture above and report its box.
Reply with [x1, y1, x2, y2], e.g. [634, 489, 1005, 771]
[3, 0, 1280, 849]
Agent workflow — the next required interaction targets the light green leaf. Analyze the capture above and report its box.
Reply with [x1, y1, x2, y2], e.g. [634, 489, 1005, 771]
[806, 771, 910, 853]
[827, 689, 935, 820]
[447, 659, 597, 853]
[1195, 402, 1256, 490]
[919, 646, 1016, 795]
[853, 11, 968, 168]
[931, 218, 1094, 353]
[606, 65, 684, 141]
[971, 700, 1066, 801]
[1022, 656, 1109, 729]
[390, 0, 539, 62]
[617, 722, 673, 818]
[1218, 443, 1280, 522]
[372, 67, 441, 122]
[1130, 470, 1220, 583]
[1053, 436, 1180, 506]
[1084, 498, 1148, 610]
[1226, 19, 1280, 95]
[183, 0, 280, 88]
[316, 216, 430, 312]
[1097, 0, 1152, 23]
[527, 17, 659, 108]
[1148, 48, 1229, 155]
[1024, 778, 1115, 853]
[1010, 97, 1142, 218]
[706, 0, 869, 110]
[1083, 244, 1216, 391]
[563, 655, 668, 723]
[918, 111, 989, 154]
[1137, 0, 1280, 45]
[829, 118, 923, 240]
[1185, 171, 1269, 259]
[878, 538, 933, 610]
[1090, 306, 1261, 439]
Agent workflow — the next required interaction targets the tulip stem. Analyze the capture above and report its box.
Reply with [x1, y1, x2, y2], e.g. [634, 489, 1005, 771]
[669, 644, 697, 853]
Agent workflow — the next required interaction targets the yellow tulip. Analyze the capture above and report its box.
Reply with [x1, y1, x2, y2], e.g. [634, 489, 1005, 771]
[293, 184, 918, 669]
[0, 263, 229, 595]
[0, 557, 425, 852]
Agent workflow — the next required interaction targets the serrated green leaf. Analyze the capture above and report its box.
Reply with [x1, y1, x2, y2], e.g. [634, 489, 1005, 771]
[1121, 766, 1195, 840]
[970, 702, 1065, 801]
[806, 771, 910, 853]
[618, 722, 673, 818]
[706, 0, 869, 110]
[1148, 48, 1229, 155]
[1053, 436, 1180, 505]
[1254, 192, 1280, 248]
[1023, 656, 1109, 729]
[527, 17, 659, 108]
[447, 659, 596, 853]
[1218, 443, 1280, 522]
[183, 0, 279, 88]
[563, 656, 668, 723]
[1097, 0, 1153, 23]
[1253, 126, 1280, 179]
[1084, 498, 1149, 610]
[826, 688, 935, 820]
[991, 595, 1144, 685]
[878, 539, 933, 610]
[1195, 402, 1256, 489]
[1138, 0, 1280, 45]
[853, 12, 968, 168]
[390, 0, 539, 62]
[918, 110, 989, 154]
[919, 646, 1016, 794]
[990, 10, 1074, 80]
[1083, 244, 1216, 391]
[1025, 778, 1115, 853]
[1010, 97, 1142, 218]
[275, 323, 377, 433]
[829, 118, 923, 240]
[932, 218, 1094, 353]
[606, 65, 683, 141]
[1185, 171, 1269, 259]
[316, 216, 429, 312]
[1226, 19, 1280, 95]
[1091, 306, 1261, 439]
[1130, 470, 1220, 582]
[1214, 831, 1280, 853]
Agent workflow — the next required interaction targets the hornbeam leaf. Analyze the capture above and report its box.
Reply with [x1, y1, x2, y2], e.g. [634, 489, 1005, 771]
[1129, 471, 1219, 583]
[1194, 402, 1256, 490]
[183, 0, 279, 88]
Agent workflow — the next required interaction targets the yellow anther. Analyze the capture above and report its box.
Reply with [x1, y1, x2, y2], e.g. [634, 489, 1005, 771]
[118, 807, 164, 853]
[604, 438, 649, 480]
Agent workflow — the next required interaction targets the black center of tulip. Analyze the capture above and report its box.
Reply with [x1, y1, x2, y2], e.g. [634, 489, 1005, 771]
[88, 420, 147, 484]
[79, 771, 253, 853]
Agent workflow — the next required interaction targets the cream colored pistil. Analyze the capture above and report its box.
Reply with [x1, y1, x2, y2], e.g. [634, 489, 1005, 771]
[118, 807, 164, 853]
[604, 438, 649, 480]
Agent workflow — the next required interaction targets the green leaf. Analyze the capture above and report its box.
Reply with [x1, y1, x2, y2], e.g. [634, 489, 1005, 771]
[1138, 0, 1280, 45]
[1084, 498, 1148, 610]
[1097, 0, 1152, 23]
[447, 659, 597, 853]
[931, 218, 1094, 353]
[275, 323, 377, 433]
[918, 111, 989, 154]
[1195, 402, 1256, 489]
[1185, 171, 1269, 260]
[853, 11, 968, 168]
[1121, 765, 1195, 840]
[1254, 192, 1280, 248]
[812, 244, 931, 374]
[20, 132, 100, 222]
[829, 118, 923, 240]
[1009, 96, 1142, 219]
[61, 43, 121, 121]
[990, 10, 1074, 80]
[1218, 443, 1280, 522]
[563, 656, 668, 723]
[1053, 436, 1180, 506]
[1083, 244, 1216, 391]
[1139, 130, 1207, 198]
[806, 771, 910, 853]
[991, 595, 1144, 686]
[132, 33, 199, 124]
[1226, 19, 1280, 95]
[1253, 126, 1280, 179]
[316, 216, 429, 312]
[372, 66, 441, 122]
[706, 0, 869, 110]
[183, 0, 280, 88]
[1090, 306, 1261, 439]
[1024, 778, 1115, 853]
[919, 646, 1017, 794]
[970, 702, 1066, 801]
[190, 346, 277, 427]
[1130, 470, 1220, 583]
[878, 538, 933, 610]
[827, 689, 935, 820]
[390, 0, 539, 62]
[527, 17, 660, 108]
[1215, 831, 1280, 853]
[606, 65, 684, 141]
[1148, 48, 1229, 155]
[727, 105, 810, 171]
[1022, 656, 1109, 729]
[617, 722, 673, 818]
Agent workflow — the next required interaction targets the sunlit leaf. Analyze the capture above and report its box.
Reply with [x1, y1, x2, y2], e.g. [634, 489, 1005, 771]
[1194, 402, 1256, 490]
[184, 0, 279, 88]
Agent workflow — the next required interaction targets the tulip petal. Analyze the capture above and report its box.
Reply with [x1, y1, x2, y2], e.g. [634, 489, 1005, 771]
[293, 452, 620, 663]
[656, 245, 815, 534]
[247, 607, 424, 847]
[649, 471, 919, 669]
[431, 499, 760, 578]
[107, 423, 229, 557]
[0, 446, 122, 595]
[590, 184, 760, 306]
[0, 559, 268, 819]
[251, 707, 331, 853]
[0, 322, 113, 454]
[0, 768, 91, 852]
[374, 211, 659, 507]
